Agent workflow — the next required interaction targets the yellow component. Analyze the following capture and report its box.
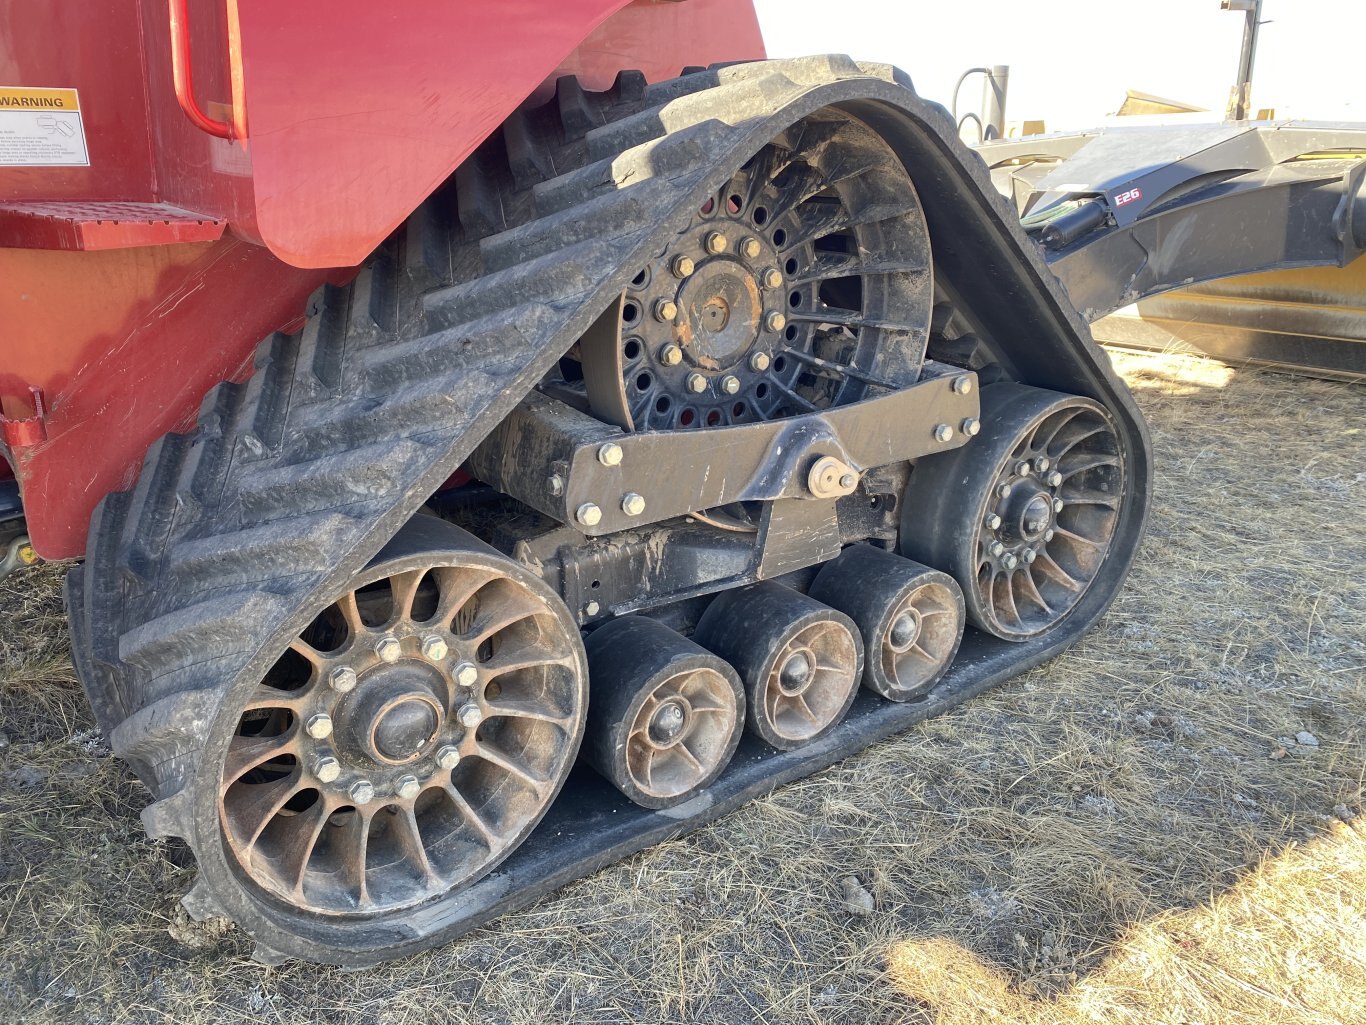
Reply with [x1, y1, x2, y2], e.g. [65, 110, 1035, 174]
[17, 544, 38, 566]
[0, 86, 80, 111]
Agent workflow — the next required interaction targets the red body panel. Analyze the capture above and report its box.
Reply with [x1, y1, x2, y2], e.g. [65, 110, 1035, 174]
[0, 0, 765, 558]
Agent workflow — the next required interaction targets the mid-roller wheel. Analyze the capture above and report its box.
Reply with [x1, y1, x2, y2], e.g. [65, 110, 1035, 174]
[583, 617, 744, 809]
[810, 544, 966, 701]
[900, 383, 1127, 641]
[694, 581, 862, 750]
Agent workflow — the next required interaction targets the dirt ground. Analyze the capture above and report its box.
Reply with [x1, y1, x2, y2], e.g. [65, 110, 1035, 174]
[1, 349, 1362, 1025]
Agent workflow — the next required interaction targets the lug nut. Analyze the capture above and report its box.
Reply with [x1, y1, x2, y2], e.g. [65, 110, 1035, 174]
[455, 662, 479, 688]
[396, 775, 422, 800]
[1035, 456, 1052, 472]
[1023, 548, 1038, 564]
[961, 417, 981, 437]
[660, 344, 684, 366]
[1053, 498, 1065, 513]
[740, 236, 763, 259]
[1003, 553, 1019, 571]
[597, 442, 624, 467]
[989, 541, 1006, 558]
[436, 745, 462, 770]
[671, 254, 695, 278]
[1015, 460, 1032, 477]
[458, 704, 484, 729]
[305, 713, 334, 740]
[421, 636, 448, 662]
[1046, 471, 1064, 488]
[621, 492, 647, 517]
[653, 299, 679, 323]
[576, 502, 603, 527]
[749, 351, 771, 372]
[1044, 528, 1056, 542]
[764, 311, 787, 333]
[349, 780, 375, 806]
[375, 636, 402, 663]
[313, 756, 341, 784]
[997, 483, 1014, 499]
[933, 423, 954, 443]
[761, 268, 783, 289]
[704, 231, 729, 255]
[720, 375, 741, 395]
[330, 666, 358, 693]
[686, 372, 708, 394]
[985, 513, 1002, 531]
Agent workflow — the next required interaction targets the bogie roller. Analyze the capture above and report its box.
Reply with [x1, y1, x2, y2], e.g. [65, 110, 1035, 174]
[694, 582, 863, 750]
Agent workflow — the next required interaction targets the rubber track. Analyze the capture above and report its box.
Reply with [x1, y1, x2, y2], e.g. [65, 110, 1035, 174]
[68, 57, 945, 960]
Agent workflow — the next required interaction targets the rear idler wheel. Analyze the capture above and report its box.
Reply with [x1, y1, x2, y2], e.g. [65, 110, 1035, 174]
[900, 383, 1126, 641]
[694, 581, 863, 751]
[212, 516, 588, 925]
[583, 617, 744, 809]
[810, 544, 966, 701]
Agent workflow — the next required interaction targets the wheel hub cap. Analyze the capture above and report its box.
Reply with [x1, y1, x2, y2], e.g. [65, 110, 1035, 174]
[648, 698, 689, 746]
[677, 260, 763, 368]
[888, 610, 921, 651]
[1008, 490, 1054, 543]
[778, 650, 815, 695]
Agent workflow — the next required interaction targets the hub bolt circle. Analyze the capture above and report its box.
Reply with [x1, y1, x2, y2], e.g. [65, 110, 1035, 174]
[740, 236, 763, 259]
[313, 756, 341, 784]
[622, 492, 647, 517]
[421, 635, 448, 662]
[704, 231, 729, 255]
[686, 372, 708, 394]
[597, 442, 624, 467]
[375, 636, 402, 663]
[953, 375, 974, 395]
[761, 268, 783, 289]
[576, 503, 603, 527]
[330, 666, 358, 693]
[653, 299, 679, 323]
[458, 704, 484, 729]
[749, 351, 771, 372]
[306, 713, 334, 740]
[962, 417, 982, 437]
[660, 344, 684, 366]
[985, 513, 1003, 531]
[672, 255, 696, 279]
[349, 780, 375, 806]
[721, 375, 741, 395]
[764, 311, 787, 333]
[455, 662, 479, 688]
[396, 775, 421, 800]
[435, 745, 462, 770]
[1046, 471, 1064, 488]
[933, 423, 954, 443]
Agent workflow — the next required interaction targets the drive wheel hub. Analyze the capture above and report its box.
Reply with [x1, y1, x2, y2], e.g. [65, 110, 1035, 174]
[346, 672, 445, 765]
[677, 259, 764, 368]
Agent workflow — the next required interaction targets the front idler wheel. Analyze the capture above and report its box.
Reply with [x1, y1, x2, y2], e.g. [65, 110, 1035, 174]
[900, 384, 1126, 641]
[694, 582, 862, 750]
[583, 617, 744, 809]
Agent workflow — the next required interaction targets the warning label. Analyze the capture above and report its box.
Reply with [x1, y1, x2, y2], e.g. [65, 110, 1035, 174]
[0, 87, 89, 167]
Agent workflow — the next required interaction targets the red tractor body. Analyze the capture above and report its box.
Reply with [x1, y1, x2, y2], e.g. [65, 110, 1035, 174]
[0, 0, 765, 558]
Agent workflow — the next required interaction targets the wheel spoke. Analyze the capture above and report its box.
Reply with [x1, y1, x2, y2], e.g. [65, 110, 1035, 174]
[388, 569, 428, 623]
[229, 773, 304, 850]
[785, 307, 920, 332]
[393, 806, 436, 884]
[791, 253, 929, 285]
[1019, 567, 1056, 617]
[222, 732, 298, 786]
[484, 699, 574, 726]
[474, 742, 551, 791]
[1035, 549, 1086, 593]
[1061, 489, 1120, 508]
[280, 799, 330, 896]
[1059, 453, 1120, 477]
[433, 567, 499, 626]
[441, 783, 499, 847]
[468, 596, 540, 645]
[334, 590, 366, 637]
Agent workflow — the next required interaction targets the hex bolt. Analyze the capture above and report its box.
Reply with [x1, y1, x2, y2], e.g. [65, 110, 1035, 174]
[720, 375, 741, 395]
[764, 311, 787, 333]
[988, 541, 1006, 558]
[375, 636, 402, 663]
[330, 666, 358, 693]
[547, 474, 565, 497]
[1003, 553, 1019, 571]
[1044, 528, 1056, 542]
[584, 600, 602, 617]
[933, 423, 954, 443]
[1046, 471, 1064, 488]
[985, 513, 1003, 531]
[740, 236, 763, 259]
[396, 775, 422, 800]
[997, 483, 1014, 500]
[839, 473, 857, 490]
[704, 231, 729, 255]
[313, 756, 341, 784]
[1053, 498, 1065, 513]
[653, 299, 679, 323]
[1022, 548, 1038, 565]
[952, 375, 974, 395]
[306, 713, 334, 740]
[961, 417, 982, 437]
[621, 492, 647, 517]
[671, 254, 695, 279]
[349, 780, 375, 806]
[1015, 460, 1032, 477]
[749, 351, 771, 372]
[597, 442, 624, 467]
[1035, 456, 1052, 472]
[454, 662, 479, 688]
[421, 635, 449, 662]
[576, 503, 603, 527]
[435, 745, 462, 770]
[761, 268, 783, 289]
[686, 372, 708, 394]
[660, 344, 684, 366]
[458, 704, 484, 729]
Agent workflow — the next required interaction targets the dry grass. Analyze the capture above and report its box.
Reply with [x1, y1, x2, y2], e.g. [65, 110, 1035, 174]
[1, 349, 1363, 1024]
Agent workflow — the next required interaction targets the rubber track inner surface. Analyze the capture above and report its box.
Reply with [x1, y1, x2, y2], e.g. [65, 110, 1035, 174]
[66, 57, 1152, 965]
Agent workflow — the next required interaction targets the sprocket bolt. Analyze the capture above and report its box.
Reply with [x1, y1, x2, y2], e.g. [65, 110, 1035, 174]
[435, 745, 461, 770]
[672, 255, 695, 279]
[686, 373, 708, 394]
[653, 299, 679, 323]
[761, 268, 783, 289]
[454, 662, 479, 688]
[576, 503, 603, 527]
[349, 780, 375, 805]
[740, 236, 762, 259]
[396, 775, 421, 800]
[764, 311, 786, 333]
[660, 344, 684, 366]
[621, 492, 646, 517]
[313, 756, 341, 784]
[720, 375, 741, 395]
[597, 443, 624, 467]
[421, 636, 448, 662]
[458, 704, 484, 729]
[306, 713, 333, 740]
[749, 351, 771, 372]
[330, 666, 358, 693]
[375, 636, 402, 663]
[704, 231, 729, 255]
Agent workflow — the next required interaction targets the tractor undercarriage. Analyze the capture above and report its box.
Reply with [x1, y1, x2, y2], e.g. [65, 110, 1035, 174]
[63, 57, 1151, 965]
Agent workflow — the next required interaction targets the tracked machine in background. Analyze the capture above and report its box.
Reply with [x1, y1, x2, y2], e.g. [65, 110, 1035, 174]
[7, 0, 1183, 965]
